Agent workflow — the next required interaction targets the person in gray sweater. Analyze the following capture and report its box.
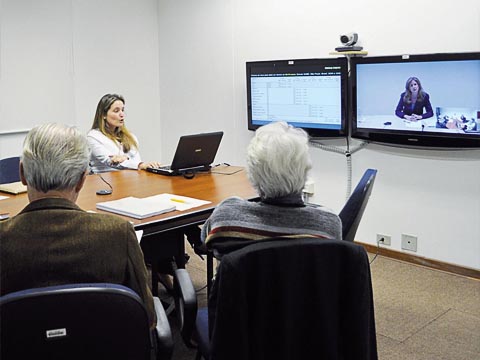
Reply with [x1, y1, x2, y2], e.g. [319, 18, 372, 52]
[202, 121, 342, 252]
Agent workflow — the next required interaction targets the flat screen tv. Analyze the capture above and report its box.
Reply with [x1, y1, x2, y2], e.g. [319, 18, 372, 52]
[350, 52, 480, 148]
[246, 57, 348, 138]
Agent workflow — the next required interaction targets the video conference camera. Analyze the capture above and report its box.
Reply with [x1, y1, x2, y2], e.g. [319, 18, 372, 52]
[335, 32, 363, 52]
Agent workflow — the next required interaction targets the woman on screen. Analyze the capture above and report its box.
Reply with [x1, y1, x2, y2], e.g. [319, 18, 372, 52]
[87, 94, 160, 173]
[395, 77, 433, 121]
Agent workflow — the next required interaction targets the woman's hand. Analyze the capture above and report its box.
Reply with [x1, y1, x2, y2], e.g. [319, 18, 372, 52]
[404, 114, 422, 121]
[109, 155, 129, 165]
[138, 161, 162, 170]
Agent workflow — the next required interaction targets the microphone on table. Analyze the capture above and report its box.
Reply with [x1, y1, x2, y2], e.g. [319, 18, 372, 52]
[89, 164, 113, 195]
[96, 173, 113, 195]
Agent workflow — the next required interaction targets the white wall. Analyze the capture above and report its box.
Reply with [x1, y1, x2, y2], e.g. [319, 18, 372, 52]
[157, 0, 236, 162]
[156, 0, 480, 270]
[0, 0, 161, 162]
[1, 0, 479, 269]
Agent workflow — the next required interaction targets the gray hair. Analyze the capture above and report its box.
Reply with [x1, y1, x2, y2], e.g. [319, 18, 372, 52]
[22, 123, 90, 192]
[246, 121, 312, 199]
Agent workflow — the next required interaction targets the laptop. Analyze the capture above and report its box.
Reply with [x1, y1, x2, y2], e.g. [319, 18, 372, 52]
[147, 131, 224, 176]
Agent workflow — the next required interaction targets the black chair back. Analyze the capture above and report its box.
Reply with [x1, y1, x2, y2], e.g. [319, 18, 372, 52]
[175, 238, 378, 360]
[1, 283, 159, 360]
[0, 156, 20, 184]
[339, 168, 377, 242]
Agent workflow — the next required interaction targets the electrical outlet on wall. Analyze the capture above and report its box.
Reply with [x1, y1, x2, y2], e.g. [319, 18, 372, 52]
[376, 233, 391, 246]
[401, 234, 417, 252]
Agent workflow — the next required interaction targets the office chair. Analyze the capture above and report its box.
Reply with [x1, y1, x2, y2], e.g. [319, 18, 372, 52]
[1, 283, 174, 360]
[174, 237, 378, 360]
[0, 156, 20, 184]
[339, 168, 377, 242]
[201, 169, 378, 295]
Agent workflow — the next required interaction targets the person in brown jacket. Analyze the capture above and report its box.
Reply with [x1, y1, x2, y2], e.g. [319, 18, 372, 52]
[0, 123, 155, 327]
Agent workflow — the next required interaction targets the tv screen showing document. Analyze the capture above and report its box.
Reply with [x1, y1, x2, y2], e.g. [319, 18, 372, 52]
[246, 57, 348, 138]
[350, 52, 480, 148]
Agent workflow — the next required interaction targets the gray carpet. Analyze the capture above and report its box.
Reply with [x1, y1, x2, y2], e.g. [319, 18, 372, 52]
[161, 244, 480, 360]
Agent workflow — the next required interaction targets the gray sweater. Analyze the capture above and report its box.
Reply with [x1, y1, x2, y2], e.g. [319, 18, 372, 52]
[202, 195, 342, 250]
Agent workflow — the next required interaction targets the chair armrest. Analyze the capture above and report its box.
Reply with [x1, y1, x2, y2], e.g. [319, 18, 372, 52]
[173, 268, 198, 348]
[153, 297, 174, 360]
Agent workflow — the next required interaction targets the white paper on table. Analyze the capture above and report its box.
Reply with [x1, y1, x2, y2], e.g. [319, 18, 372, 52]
[96, 196, 176, 219]
[147, 193, 211, 211]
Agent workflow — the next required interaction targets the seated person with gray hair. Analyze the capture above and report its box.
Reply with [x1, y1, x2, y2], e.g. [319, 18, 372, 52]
[0, 123, 156, 327]
[202, 121, 342, 252]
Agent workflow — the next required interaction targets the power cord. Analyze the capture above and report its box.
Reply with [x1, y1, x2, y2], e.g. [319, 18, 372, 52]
[195, 284, 208, 294]
[210, 163, 243, 175]
[369, 236, 382, 264]
[98, 173, 113, 190]
[309, 138, 369, 200]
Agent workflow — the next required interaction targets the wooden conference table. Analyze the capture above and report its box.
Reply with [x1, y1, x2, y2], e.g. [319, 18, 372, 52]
[1, 167, 257, 295]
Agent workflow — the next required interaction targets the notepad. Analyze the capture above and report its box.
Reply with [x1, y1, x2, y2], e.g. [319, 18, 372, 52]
[149, 193, 211, 211]
[96, 196, 176, 219]
[0, 181, 27, 195]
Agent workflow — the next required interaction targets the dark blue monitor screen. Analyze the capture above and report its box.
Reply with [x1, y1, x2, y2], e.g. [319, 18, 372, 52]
[246, 58, 348, 138]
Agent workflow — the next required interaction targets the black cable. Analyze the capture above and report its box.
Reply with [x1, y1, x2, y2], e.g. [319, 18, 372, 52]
[210, 163, 242, 175]
[95, 173, 113, 195]
[98, 173, 113, 190]
[369, 237, 381, 264]
[195, 284, 208, 293]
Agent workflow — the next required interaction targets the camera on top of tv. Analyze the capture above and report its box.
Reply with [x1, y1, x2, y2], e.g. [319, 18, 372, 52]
[335, 32, 363, 52]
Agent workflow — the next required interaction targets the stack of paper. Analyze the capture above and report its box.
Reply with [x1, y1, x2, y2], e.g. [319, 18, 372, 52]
[96, 196, 176, 219]
[148, 193, 211, 211]
[0, 181, 27, 195]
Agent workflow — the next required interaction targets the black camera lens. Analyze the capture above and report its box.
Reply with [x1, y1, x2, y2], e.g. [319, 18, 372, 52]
[340, 35, 349, 44]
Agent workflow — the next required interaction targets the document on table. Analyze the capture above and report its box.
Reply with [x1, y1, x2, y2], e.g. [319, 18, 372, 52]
[0, 181, 27, 195]
[96, 196, 176, 219]
[150, 193, 211, 211]
[96, 193, 211, 219]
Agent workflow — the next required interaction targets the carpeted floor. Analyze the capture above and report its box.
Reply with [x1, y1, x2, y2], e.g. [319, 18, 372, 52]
[160, 243, 480, 360]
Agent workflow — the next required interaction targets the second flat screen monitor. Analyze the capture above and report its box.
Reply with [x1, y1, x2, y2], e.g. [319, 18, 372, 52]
[350, 52, 480, 148]
[246, 57, 348, 138]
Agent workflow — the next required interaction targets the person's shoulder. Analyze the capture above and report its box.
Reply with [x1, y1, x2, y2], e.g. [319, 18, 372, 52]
[87, 128, 104, 139]
[211, 196, 249, 215]
[0, 217, 14, 233]
[217, 196, 247, 207]
[84, 212, 133, 230]
[306, 203, 339, 216]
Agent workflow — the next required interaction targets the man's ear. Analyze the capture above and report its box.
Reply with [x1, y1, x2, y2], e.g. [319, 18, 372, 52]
[75, 170, 88, 193]
[19, 161, 27, 185]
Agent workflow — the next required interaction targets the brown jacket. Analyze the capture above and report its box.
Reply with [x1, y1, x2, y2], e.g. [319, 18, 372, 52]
[0, 197, 155, 326]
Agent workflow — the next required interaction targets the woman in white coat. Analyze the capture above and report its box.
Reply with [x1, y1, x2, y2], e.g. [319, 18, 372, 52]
[87, 93, 160, 173]
[88, 93, 201, 290]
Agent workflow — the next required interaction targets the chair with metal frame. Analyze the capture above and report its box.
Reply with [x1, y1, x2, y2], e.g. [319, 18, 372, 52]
[202, 169, 378, 296]
[339, 168, 377, 242]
